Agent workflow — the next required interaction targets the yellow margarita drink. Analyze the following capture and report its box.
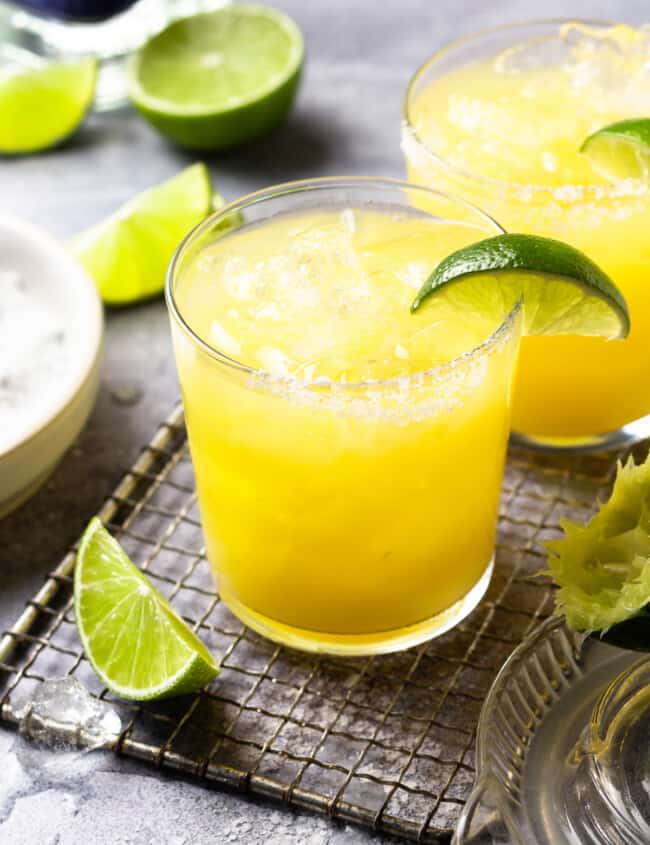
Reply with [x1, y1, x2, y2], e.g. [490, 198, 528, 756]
[167, 180, 520, 654]
[403, 20, 650, 446]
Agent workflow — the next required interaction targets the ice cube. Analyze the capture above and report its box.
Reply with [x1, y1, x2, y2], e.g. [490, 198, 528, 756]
[14, 677, 121, 750]
[493, 34, 570, 75]
[209, 320, 242, 356]
[257, 346, 292, 376]
[340, 208, 357, 234]
[221, 256, 256, 301]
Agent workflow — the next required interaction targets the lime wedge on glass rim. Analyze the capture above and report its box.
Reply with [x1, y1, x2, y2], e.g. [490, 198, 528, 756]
[411, 233, 630, 340]
[546, 453, 650, 652]
[72, 162, 214, 304]
[127, 4, 304, 151]
[580, 118, 650, 181]
[0, 57, 96, 155]
[74, 518, 219, 700]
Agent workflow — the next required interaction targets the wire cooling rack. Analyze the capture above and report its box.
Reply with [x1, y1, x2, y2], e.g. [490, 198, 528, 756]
[0, 404, 631, 842]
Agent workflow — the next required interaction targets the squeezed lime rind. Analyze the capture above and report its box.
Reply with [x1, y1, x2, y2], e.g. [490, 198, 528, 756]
[546, 454, 650, 636]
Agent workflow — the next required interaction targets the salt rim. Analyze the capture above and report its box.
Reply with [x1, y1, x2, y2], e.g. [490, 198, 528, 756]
[401, 17, 650, 203]
[166, 175, 520, 403]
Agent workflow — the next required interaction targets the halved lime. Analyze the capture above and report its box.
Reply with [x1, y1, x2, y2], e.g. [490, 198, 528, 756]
[546, 454, 650, 650]
[0, 58, 96, 155]
[72, 162, 214, 304]
[74, 518, 219, 700]
[128, 5, 304, 151]
[411, 233, 629, 339]
[580, 118, 650, 181]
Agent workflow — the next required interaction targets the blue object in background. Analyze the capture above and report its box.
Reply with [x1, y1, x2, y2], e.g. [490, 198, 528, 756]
[10, 0, 138, 22]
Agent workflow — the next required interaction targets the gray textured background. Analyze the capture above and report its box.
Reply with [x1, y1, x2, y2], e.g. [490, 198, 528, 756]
[0, 1, 645, 842]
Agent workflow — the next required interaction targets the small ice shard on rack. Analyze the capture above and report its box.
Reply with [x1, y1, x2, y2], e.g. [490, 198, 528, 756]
[14, 677, 121, 750]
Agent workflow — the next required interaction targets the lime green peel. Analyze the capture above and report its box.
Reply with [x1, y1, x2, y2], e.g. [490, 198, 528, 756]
[0, 58, 96, 155]
[74, 518, 219, 700]
[546, 454, 650, 648]
[411, 233, 630, 340]
[580, 118, 650, 181]
[72, 162, 215, 304]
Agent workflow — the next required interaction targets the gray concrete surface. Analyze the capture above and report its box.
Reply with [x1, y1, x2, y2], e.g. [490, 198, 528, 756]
[0, 1, 646, 842]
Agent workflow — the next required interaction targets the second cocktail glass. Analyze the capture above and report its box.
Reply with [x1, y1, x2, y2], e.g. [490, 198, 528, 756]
[403, 19, 650, 450]
[167, 178, 522, 655]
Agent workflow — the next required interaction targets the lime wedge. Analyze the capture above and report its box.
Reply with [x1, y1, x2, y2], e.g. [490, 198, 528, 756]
[546, 455, 650, 650]
[411, 233, 630, 339]
[0, 58, 96, 155]
[580, 118, 650, 181]
[72, 163, 214, 304]
[74, 518, 219, 700]
[128, 5, 304, 151]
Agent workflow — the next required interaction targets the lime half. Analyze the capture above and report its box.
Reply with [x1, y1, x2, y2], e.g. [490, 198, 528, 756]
[75, 518, 219, 700]
[128, 5, 304, 150]
[0, 58, 96, 155]
[546, 454, 650, 650]
[411, 233, 630, 339]
[580, 118, 650, 181]
[72, 162, 214, 304]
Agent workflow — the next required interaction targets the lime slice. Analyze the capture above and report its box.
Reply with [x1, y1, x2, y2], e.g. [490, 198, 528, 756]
[546, 454, 650, 650]
[72, 163, 214, 304]
[580, 118, 650, 181]
[411, 233, 630, 339]
[128, 5, 304, 151]
[0, 58, 96, 155]
[74, 518, 219, 700]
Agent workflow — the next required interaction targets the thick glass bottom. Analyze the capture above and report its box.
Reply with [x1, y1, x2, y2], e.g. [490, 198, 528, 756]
[511, 410, 650, 454]
[218, 557, 494, 657]
[454, 616, 648, 845]
[0, 0, 226, 110]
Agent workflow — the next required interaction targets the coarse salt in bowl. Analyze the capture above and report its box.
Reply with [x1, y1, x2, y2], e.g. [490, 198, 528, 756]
[0, 215, 103, 518]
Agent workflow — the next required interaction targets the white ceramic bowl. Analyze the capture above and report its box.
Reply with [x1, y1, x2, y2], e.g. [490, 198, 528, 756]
[0, 215, 103, 519]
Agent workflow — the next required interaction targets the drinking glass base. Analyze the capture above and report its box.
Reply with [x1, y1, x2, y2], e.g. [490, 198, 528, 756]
[218, 558, 494, 657]
[454, 616, 647, 845]
[511, 411, 650, 454]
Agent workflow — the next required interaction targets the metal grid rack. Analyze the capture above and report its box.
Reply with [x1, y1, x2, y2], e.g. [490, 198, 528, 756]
[0, 404, 629, 842]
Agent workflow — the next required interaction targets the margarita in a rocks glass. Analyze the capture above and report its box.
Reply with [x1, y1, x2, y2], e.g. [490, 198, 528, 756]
[403, 19, 650, 449]
[167, 178, 521, 655]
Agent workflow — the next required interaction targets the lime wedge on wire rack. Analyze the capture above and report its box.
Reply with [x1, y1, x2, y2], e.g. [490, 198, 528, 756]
[74, 518, 219, 700]
[580, 118, 650, 181]
[411, 232, 629, 340]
